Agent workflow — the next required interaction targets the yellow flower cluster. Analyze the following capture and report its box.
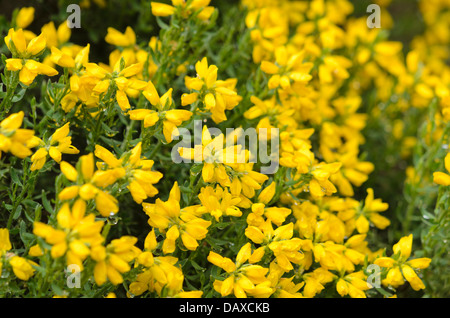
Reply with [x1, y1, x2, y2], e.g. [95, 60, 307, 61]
[182, 57, 242, 123]
[151, 0, 215, 21]
[5, 28, 58, 86]
[0, 111, 36, 159]
[2, 0, 448, 299]
[1, 228, 37, 281]
[433, 153, 450, 186]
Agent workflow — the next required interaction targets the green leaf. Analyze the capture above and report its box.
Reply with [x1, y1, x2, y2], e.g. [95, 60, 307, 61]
[51, 282, 64, 296]
[13, 204, 22, 220]
[207, 236, 230, 249]
[11, 87, 26, 102]
[179, 185, 192, 193]
[421, 209, 436, 221]
[190, 163, 203, 174]
[19, 220, 35, 246]
[9, 168, 22, 186]
[41, 190, 54, 215]
[374, 286, 394, 298]
[22, 200, 38, 223]
[190, 259, 206, 272]
[101, 122, 119, 137]
[155, 16, 169, 30]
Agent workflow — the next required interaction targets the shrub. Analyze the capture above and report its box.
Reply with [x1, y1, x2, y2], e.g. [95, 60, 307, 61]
[0, 0, 448, 298]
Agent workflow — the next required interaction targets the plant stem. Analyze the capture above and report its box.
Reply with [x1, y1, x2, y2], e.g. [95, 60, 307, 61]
[7, 167, 38, 229]
[120, 119, 136, 153]
[148, 138, 162, 159]
[187, 172, 203, 206]
[0, 71, 20, 117]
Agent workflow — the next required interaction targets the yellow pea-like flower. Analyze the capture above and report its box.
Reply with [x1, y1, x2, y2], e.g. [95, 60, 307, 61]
[15, 7, 35, 29]
[9, 256, 36, 281]
[151, 2, 176, 16]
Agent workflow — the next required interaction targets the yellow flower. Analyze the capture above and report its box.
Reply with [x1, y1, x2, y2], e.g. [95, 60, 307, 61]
[173, 291, 204, 298]
[28, 244, 44, 257]
[257, 181, 277, 205]
[260, 46, 313, 90]
[130, 229, 195, 297]
[128, 84, 193, 142]
[244, 5, 289, 63]
[354, 188, 390, 234]
[151, 0, 215, 21]
[95, 142, 163, 204]
[5, 58, 58, 86]
[183, 57, 242, 123]
[308, 162, 342, 198]
[245, 221, 304, 272]
[143, 182, 211, 253]
[33, 200, 105, 269]
[301, 268, 336, 298]
[336, 271, 369, 298]
[374, 234, 431, 291]
[268, 263, 304, 298]
[92, 236, 141, 286]
[0, 228, 12, 255]
[104, 27, 158, 81]
[41, 21, 71, 49]
[292, 201, 320, 240]
[0, 111, 35, 159]
[208, 243, 274, 298]
[30, 122, 79, 171]
[4, 28, 58, 85]
[197, 185, 242, 221]
[132, 253, 186, 297]
[151, 2, 177, 16]
[105, 26, 136, 47]
[178, 125, 253, 192]
[228, 163, 269, 203]
[5, 28, 43, 57]
[247, 203, 291, 228]
[318, 55, 352, 84]
[87, 61, 147, 111]
[50, 47, 76, 68]
[280, 143, 342, 199]
[15, 7, 35, 29]
[58, 153, 120, 217]
[433, 153, 450, 186]
[9, 256, 37, 281]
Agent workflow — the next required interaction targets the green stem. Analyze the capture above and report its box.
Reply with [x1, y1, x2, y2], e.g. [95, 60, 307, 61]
[120, 119, 136, 153]
[148, 138, 162, 159]
[53, 81, 70, 112]
[0, 71, 20, 117]
[187, 171, 203, 206]
[403, 192, 418, 235]
[88, 110, 106, 151]
[7, 168, 38, 229]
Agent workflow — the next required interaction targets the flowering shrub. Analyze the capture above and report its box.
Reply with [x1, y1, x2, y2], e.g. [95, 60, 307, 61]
[0, 0, 448, 298]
